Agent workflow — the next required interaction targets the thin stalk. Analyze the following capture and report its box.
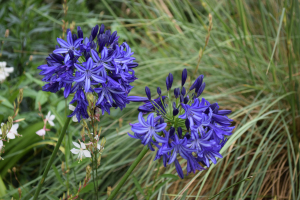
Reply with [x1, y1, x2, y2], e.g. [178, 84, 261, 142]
[92, 119, 99, 200]
[107, 146, 149, 200]
[33, 111, 72, 200]
[92, 154, 97, 199]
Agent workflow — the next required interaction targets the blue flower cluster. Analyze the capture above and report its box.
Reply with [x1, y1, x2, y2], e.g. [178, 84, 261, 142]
[38, 24, 138, 121]
[128, 69, 234, 179]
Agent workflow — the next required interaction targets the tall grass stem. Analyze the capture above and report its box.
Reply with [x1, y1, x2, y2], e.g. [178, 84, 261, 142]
[107, 146, 148, 200]
[33, 111, 72, 200]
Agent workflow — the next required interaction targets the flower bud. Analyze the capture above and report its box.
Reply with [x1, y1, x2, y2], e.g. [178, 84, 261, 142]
[181, 68, 187, 86]
[195, 75, 204, 93]
[77, 26, 83, 38]
[184, 133, 191, 139]
[184, 96, 189, 104]
[166, 73, 173, 91]
[173, 108, 179, 116]
[145, 86, 151, 100]
[169, 127, 175, 137]
[180, 95, 184, 103]
[157, 87, 161, 96]
[177, 127, 182, 138]
[185, 119, 190, 132]
[189, 75, 203, 91]
[181, 87, 186, 96]
[196, 82, 205, 97]
[91, 25, 99, 40]
[72, 33, 77, 42]
[174, 88, 180, 98]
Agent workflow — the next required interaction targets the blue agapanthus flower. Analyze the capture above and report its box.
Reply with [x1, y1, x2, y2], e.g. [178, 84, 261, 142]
[128, 69, 234, 179]
[38, 24, 138, 121]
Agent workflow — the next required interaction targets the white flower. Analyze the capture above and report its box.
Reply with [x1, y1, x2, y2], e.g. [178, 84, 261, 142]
[90, 132, 99, 141]
[36, 129, 46, 136]
[97, 143, 104, 151]
[6, 124, 19, 139]
[94, 135, 99, 141]
[0, 61, 14, 82]
[45, 111, 55, 126]
[69, 105, 91, 122]
[71, 141, 91, 161]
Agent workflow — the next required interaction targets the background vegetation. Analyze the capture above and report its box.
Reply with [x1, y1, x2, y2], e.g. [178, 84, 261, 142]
[0, 0, 299, 199]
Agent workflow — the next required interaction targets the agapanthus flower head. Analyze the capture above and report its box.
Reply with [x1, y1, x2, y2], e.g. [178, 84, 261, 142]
[128, 68, 234, 178]
[38, 24, 138, 122]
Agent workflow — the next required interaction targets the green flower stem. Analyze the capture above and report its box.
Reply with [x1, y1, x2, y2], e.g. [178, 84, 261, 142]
[107, 146, 149, 200]
[33, 112, 72, 200]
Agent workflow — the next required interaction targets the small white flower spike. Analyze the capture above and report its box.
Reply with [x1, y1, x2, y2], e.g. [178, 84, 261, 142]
[6, 124, 20, 139]
[36, 129, 46, 136]
[71, 141, 91, 162]
[45, 111, 55, 126]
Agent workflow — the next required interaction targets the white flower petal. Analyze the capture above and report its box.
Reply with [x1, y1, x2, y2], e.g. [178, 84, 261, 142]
[83, 150, 91, 158]
[4, 67, 14, 73]
[10, 124, 19, 134]
[0, 62, 6, 68]
[0, 76, 6, 81]
[36, 129, 46, 136]
[69, 105, 76, 111]
[49, 115, 55, 121]
[72, 116, 78, 122]
[80, 142, 86, 149]
[46, 111, 51, 120]
[0, 140, 3, 150]
[48, 120, 55, 127]
[72, 142, 80, 148]
[70, 148, 80, 154]
[7, 132, 15, 139]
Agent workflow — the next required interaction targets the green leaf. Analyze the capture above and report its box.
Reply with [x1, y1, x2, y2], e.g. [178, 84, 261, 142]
[132, 176, 145, 196]
[0, 96, 14, 109]
[79, 180, 101, 194]
[180, 190, 188, 200]
[23, 88, 38, 98]
[160, 174, 179, 180]
[0, 176, 6, 197]
[153, 180, 168, 194]
[52, 165, 64, 186]
[35, 90, 48, 109]
[24, 72, 44, 87]
[133, 176, 145, 196]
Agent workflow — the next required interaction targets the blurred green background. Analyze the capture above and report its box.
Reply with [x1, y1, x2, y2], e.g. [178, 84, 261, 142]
[0, 0, 299, 199]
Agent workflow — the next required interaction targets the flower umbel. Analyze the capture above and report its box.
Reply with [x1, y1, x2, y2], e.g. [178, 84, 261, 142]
[128, 69, 235, 178]
[38, 24, 138, 122]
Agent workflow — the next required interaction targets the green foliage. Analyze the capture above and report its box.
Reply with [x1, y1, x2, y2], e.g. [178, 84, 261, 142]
[0, 0, 299, 199]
